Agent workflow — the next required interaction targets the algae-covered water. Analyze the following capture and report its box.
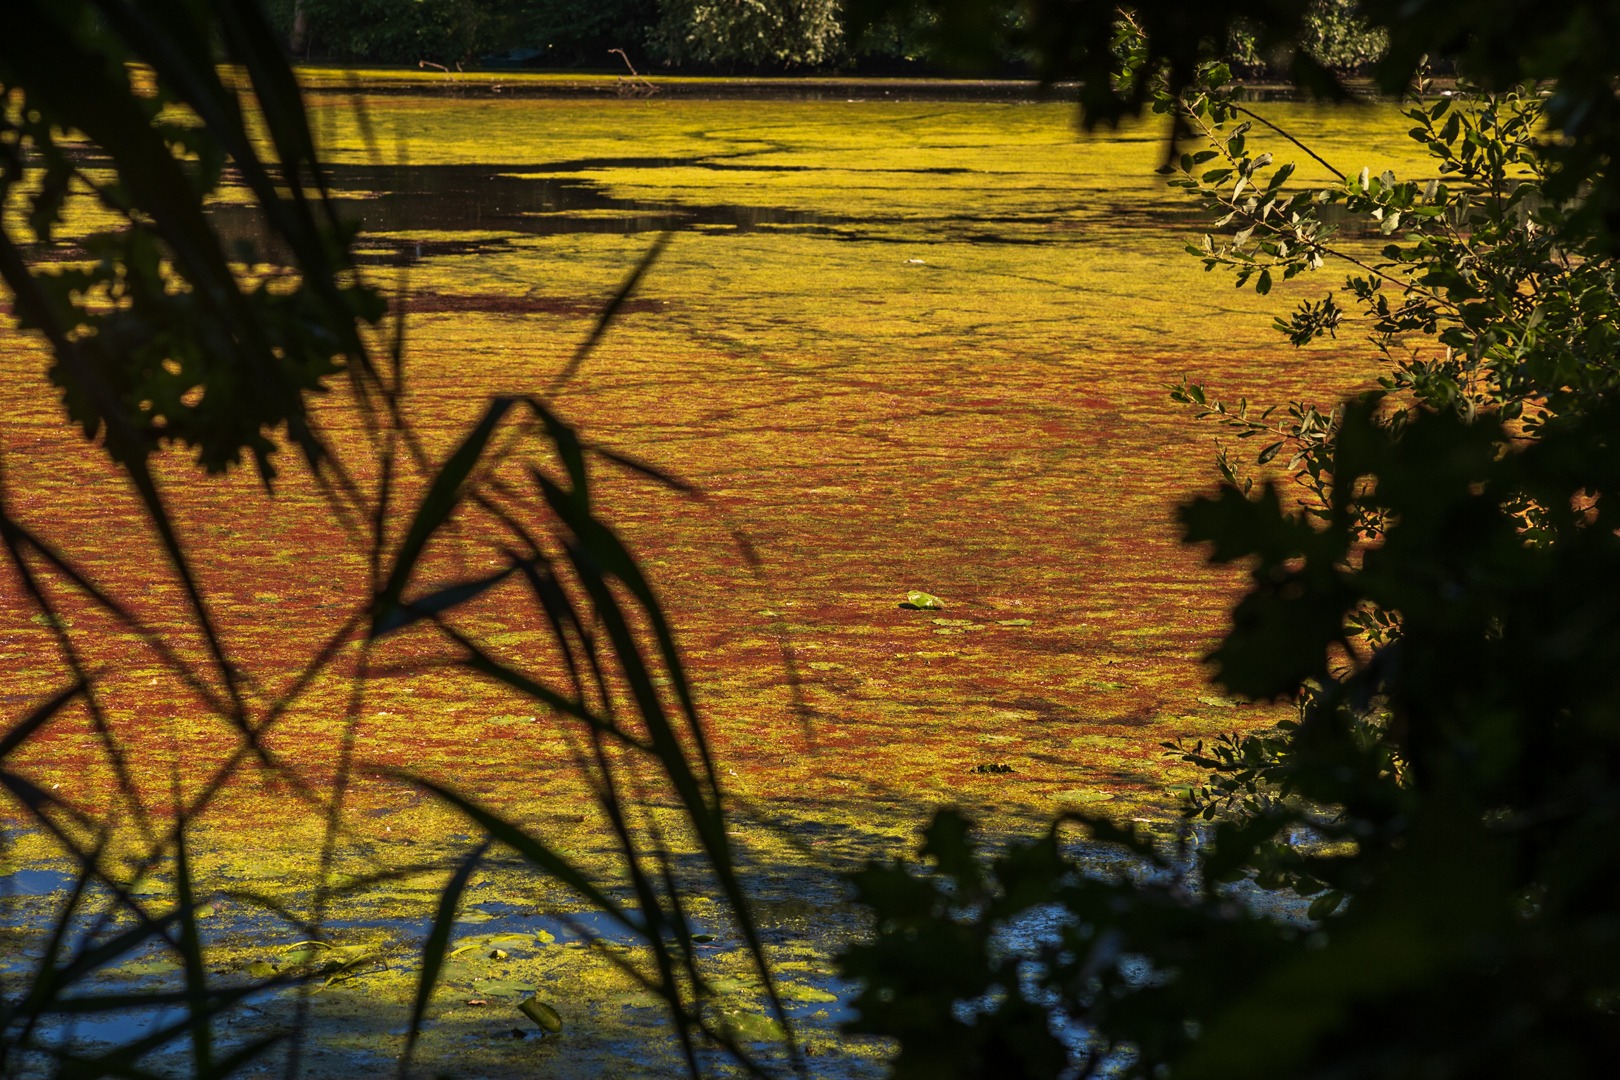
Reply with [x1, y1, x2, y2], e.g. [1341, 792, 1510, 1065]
[0, 82, 1436, 1075]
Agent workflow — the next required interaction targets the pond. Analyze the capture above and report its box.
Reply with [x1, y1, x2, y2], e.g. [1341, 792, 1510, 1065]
[0, 79, 1437, 1076]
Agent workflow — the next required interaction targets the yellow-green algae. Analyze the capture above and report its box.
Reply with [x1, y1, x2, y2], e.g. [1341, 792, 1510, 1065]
[0, 86, 1441, 1074]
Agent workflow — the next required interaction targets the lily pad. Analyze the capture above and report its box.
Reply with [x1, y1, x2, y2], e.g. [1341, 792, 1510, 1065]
[777, 981, 838, 1003]
[117, 958, 181, 976]
[1051, 789, 1114, 803]
[473, 979, 537, 998]
[931, 618, 972, 626]
[277, 944, 329, 966]
[246, 960, 277, 978]
[997, 618, 1034, 626]
[615, 990, 664, 1008]
[903, 591, 944, 610]
[518, 997, 563, 1034]
[719, 1009, 786, 1043]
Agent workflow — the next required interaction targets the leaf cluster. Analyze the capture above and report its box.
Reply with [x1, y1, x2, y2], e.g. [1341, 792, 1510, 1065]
[1, 0, 383, 483]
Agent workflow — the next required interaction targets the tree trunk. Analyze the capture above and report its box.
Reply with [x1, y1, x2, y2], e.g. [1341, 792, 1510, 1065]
[289, 0, 307, 55]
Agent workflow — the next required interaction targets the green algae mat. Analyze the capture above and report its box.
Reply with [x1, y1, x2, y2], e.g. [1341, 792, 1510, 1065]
[0, 86, 1438, 1075]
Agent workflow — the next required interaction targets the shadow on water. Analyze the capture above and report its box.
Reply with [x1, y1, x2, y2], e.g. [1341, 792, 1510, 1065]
[0, 860, 864, 1064]
[204, 159, 1392, 266]
[206, 161, 858, 266]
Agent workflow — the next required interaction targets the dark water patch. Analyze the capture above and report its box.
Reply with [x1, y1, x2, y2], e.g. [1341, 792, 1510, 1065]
[206, 162, 854, 265]
[0, 867, 74, 896]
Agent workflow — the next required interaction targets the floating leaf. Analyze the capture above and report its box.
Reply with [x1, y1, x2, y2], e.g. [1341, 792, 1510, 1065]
[996, 619, 1034, 626]
[719, 1008, 786, 1043]
[616, 990, 664, 1008]
[474, 979, 537, 998]
[904, 591, 944, 610]
[778, 982, 838, 1003]
[519, 997, 563, 1034]
[118, 958, 182, 976]
[1308, 890, 1346, 920]
[1052, 789, 1114, 803]
[246, 960, 276, 978]
[535, 931, 555, 944]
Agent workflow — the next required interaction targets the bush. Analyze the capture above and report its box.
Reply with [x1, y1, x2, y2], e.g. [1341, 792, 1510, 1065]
[650, 0, 844, 69]
[302, 0, 517, 64]
[518, 0, 660, 68]
[1228, 0, 1388, 75]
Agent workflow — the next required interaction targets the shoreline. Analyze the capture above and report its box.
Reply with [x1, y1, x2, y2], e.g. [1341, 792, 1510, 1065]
[294, 65, 1399, 103]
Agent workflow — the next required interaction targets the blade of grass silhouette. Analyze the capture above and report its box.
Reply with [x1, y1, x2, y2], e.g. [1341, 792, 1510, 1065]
[399, 839, 489, 1080]
[509, 406, 795, 1057]
[4, 836, 101, 1047]
[451, 635, 653, 751]
[374, 559, 529, 637]
[513, 558, 593, 700]
[171, 802, 213, 1078]
[546, 231, 673, 396]
[466, 232, 675, 495]
[43, 980, 292, 1079]
[1, 519, 230, 717]
[0, 233, 253, 742]
[0, 681, 85, 761]
[392, 777, 781, 1076]
[9, 880, 185, 1037]
[390, 779, 637, 927]
[0, 437, 157, 836]
[585, 444, 700, 492]
[373, 397, 515, 637]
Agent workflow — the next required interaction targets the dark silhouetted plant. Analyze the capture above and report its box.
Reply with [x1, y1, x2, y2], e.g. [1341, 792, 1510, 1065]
[0, 3, 789, 1077]
[839, 9, 1620, 1080]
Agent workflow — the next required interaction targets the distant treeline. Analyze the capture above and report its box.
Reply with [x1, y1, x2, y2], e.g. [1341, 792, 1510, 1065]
[262, 0, 1388, 75]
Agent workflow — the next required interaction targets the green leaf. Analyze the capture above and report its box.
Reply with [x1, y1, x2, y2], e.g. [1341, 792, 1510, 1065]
[1307, 890, 1345, 920]
[519, 997, 564, 1033]
[905, 591, 944, 610]
[403, 841, 490, 1072]
[718, 1008, 785, 1043]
